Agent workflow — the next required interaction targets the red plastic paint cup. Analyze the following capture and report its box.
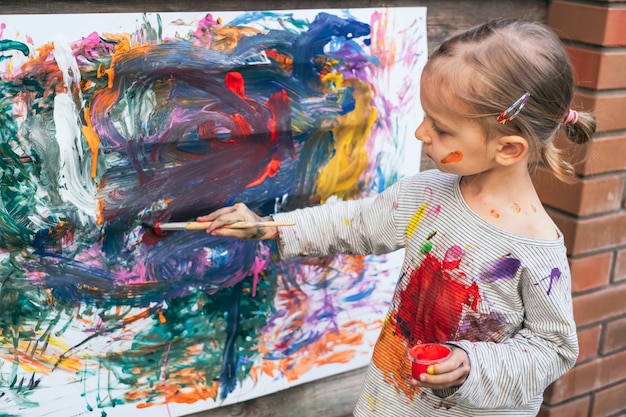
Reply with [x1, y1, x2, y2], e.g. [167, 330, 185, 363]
[408, 343, 452, 379]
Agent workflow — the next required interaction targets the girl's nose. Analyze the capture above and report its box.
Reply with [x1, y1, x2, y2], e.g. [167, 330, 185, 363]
[414, 121, 430, 143]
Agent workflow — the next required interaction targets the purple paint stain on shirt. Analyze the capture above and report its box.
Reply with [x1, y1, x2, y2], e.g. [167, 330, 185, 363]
[534, 267, 561, 295]
[479, 257, 522, 283]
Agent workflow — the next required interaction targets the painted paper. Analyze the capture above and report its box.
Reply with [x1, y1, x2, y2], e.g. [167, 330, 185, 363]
[0, 7, 426, 416]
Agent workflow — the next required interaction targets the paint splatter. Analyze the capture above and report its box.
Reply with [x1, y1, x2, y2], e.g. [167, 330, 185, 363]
[407, 201, 428, 240]
[478, 256, 521, 282]
[512, 202, 521, 213]
[534, 267, 562, 295]
[394, 245, 480, 346]
[440, 150, 463, 164]
[490, 209, 500, 219]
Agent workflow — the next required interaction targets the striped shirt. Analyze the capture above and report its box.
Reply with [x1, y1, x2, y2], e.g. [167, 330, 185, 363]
[273, 169, 578, 416]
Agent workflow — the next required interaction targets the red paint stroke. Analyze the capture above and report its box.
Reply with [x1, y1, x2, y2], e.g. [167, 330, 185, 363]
[267, 90, 290, 142]
[440, 150, 463, 164]
[231, 113, 252, 136]
[246, 158, 281, 188]
[225, 71, 245, 97]
[395, 247, 481, 345]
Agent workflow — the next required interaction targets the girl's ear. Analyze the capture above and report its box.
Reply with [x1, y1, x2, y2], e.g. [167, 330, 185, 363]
[494, 135, 529, 166]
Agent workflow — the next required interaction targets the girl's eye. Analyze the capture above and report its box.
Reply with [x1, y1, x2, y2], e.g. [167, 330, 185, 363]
[431, 122, 447, 136]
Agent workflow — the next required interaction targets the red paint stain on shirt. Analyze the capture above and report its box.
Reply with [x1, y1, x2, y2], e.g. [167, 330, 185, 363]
[440, 150, 463, 164]
[395, 248, 481, 346]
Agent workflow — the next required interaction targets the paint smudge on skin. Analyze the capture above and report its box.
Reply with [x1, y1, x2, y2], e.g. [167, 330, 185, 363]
[490, 209, 500, 219]
[512, 202, 521, 213]
[440, 150, 463, 164]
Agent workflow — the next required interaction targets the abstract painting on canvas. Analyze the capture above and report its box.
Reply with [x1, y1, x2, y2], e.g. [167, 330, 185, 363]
[0, 7, 426, 416]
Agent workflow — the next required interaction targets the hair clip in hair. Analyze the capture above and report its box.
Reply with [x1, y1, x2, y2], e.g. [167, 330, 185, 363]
[497, 92, 530, 125]
[563, 109, 578, 124]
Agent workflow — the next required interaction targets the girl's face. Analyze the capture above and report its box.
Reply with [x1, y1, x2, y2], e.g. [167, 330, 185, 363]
[415, 79, 499, 177]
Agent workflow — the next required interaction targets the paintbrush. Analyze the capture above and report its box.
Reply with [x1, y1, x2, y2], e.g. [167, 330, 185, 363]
[154, 220, 295, 234]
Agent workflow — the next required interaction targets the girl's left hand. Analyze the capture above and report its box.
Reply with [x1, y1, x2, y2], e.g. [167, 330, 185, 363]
[411, 345, 470, 389]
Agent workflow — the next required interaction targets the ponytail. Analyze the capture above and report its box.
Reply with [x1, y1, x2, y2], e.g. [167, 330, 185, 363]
[541, 109, 595, 183]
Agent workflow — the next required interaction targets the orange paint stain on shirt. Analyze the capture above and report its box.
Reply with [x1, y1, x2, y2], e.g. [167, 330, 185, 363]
[490, 209, 500, 219]
[371, 318, 418, 400]
[440, 150, 463, 164]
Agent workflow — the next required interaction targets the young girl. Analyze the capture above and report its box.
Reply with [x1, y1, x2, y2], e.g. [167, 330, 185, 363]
[198, 19, 595, 416]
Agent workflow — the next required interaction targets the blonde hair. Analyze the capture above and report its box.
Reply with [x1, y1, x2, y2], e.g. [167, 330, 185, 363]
[423, 19, 595, 183]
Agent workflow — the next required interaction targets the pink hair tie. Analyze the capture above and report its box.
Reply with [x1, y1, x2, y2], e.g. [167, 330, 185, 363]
[564, 109, 578, 124]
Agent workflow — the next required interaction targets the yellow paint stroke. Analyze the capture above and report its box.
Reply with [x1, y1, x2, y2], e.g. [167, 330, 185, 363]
[314, 76, 377, 203]
[407, 201, 428, 240]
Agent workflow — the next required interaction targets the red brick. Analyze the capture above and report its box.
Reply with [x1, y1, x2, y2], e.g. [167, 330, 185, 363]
[579, 134, 626, 176]
[549, 1, 626, 46]
[544, 350, 626, 403]
[592, 380, 626, 416]
[550, 210, 626, 256]
[615, 248, 626, 282]
[565, 46, 626, 90]
[573, 282, 626, 327]
[576, 90, 626, 133]
[538, 395, 590, 417]
[534, 167, 624, 216]
[577, 326, 602, 364]
[604, 316, 626, 353]
[569, 252, 613, 293]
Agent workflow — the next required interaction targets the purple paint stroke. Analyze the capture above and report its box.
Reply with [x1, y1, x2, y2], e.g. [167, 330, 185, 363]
[534, 267, 561, 296]
[478, 257, 522, 283]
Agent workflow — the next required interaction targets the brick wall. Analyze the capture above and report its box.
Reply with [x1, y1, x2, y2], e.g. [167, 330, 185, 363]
[535, 1, 626, 416]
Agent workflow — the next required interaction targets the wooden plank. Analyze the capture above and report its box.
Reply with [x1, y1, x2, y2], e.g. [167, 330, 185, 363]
[0, 1, 547, 416]
[185, 367, 368, 417]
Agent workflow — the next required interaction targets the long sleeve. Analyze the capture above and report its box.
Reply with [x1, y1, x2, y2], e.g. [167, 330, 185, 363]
[271, 180, 407, 259]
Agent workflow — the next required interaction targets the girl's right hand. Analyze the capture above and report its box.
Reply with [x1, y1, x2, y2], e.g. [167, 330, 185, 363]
[196, 203, 279, 240]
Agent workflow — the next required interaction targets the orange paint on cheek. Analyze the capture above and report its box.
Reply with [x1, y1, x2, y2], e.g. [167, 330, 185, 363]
[440, 150, 463, 164]
[490, 209, 500, 219]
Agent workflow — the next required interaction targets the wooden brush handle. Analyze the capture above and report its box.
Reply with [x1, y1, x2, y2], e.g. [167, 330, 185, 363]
[157, 221, 295, 231]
